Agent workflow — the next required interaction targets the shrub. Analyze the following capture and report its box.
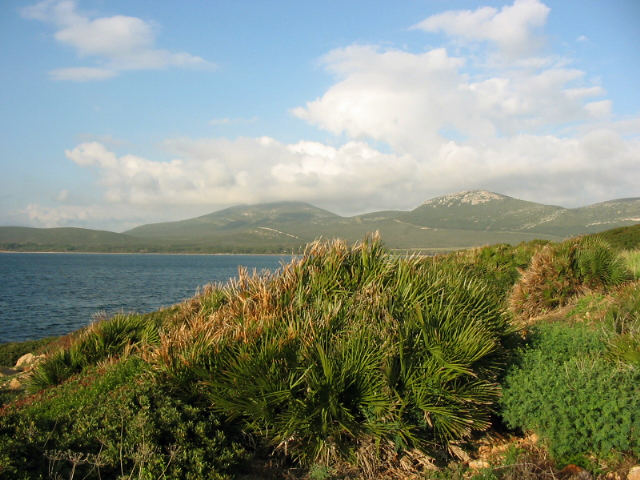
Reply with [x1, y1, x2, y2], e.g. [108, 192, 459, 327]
[509, 237, 631, 319]
[0, 357, 249, 479]
[436, 241, 544, 300]
[500, 321, 640, 464]
[603, 282, 640, 369]
[575, 237, 630, 288]
[155, 235, 512, 465]
[29, 313, 163, 391]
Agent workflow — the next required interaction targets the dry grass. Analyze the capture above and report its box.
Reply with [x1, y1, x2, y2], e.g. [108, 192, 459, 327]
[509, 243, 580, 320]
[620, 250, 640, 280]
[149, 236, 392, 374]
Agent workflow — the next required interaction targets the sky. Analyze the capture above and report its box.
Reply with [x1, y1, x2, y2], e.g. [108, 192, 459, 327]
[1, 0, 639, 232]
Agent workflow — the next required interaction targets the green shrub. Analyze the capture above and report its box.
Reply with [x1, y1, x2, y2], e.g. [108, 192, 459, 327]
[29, 313, 163, 391]
[509, 237, 631, 319]
[159, 236, 512, 465]
[0, 357, 249, 479]
[575, 237, 630, 288]
[603, 282, 640, 368]
[436, 241, 544, 300]
[500, 321, 640, 464]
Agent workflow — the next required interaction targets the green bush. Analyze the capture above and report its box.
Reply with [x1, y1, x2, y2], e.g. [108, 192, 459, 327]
[509, 237, 631, 318]
[500, 321, 640, 464]
[603, 282, 640, 368]
[436, 241, 544, 300]
[29, 313, 163, 391]
[0, 357, 249, 480]
[575, 237, 630, 288]
[159, 236, 513, 465]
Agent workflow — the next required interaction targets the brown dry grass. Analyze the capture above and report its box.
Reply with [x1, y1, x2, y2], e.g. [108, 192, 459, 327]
[509, 243, 580, 321]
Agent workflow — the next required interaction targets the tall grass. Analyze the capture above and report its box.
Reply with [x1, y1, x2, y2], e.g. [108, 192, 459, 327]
[620, 250, 640, 280]
[151, 235, 512, 464]
[29, 312, 163, 391]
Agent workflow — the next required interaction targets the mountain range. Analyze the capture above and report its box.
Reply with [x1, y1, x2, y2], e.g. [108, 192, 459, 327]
[2, 191, 639, 253]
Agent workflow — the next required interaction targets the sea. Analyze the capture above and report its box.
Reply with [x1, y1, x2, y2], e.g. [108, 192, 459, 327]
[0, 252, 292, 343]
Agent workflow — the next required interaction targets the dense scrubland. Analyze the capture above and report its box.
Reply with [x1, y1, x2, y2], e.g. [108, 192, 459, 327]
[1, 227, 639, 479]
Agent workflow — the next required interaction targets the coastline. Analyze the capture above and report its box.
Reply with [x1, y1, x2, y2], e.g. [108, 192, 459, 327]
[0, 250, 295, 256]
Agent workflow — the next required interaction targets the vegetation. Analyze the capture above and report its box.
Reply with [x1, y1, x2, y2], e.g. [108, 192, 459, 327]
[153, 236, 513, 465]
[508, 236, 631, 319]
[0, 337, 56, 367]
[597, 223, 640, 251]
[1, 357, 249, 480]
[500, 321, 640, 465]
[3, 193, 639, 254]
[1, 230, 639, 478]
[28, 313, 163, 392]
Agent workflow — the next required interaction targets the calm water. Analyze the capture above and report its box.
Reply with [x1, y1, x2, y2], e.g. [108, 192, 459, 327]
[0, 253, 291, 343]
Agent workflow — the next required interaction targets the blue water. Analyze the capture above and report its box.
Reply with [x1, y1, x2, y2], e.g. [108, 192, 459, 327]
[0, 253, 291, 343]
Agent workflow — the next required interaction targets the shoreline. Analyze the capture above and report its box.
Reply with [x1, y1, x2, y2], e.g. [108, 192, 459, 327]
[0, 250, 295, 256]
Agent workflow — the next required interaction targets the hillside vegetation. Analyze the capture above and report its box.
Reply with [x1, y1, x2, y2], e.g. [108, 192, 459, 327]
[1, 231, 639, 479]
[2, 190, 640, 253]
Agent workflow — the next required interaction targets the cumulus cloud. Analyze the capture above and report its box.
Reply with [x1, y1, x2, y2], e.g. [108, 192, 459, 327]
[58, 121, 640, 225]
[293, 45, 608, 154]
[412, 0, 550, 58]
[63, 139, 417, 215]
[21, 0, 212, 80]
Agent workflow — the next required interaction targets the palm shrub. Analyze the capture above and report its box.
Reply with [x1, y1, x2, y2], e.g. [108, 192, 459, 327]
[575, 236, 630, 288]
[29, 312, 163, 391]
[436, 241, 545, 300]
[154, 235, 512, 465]
[620, 250, 640, 280]
[509, 237, 631, 319]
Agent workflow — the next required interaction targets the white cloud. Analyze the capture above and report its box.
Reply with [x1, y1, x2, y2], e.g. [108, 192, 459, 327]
[57, 120, 640, 226]
[63, 139, 417, 215]
[293, 44, 607, 153]
[23, 203, 122, 229]
[413, 0, 550, 58]
[21, 0, 212, 80]
[49, 66, 117, 81]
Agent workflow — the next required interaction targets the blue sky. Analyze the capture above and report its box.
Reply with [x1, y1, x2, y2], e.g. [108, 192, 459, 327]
[1, 0, 639, 231]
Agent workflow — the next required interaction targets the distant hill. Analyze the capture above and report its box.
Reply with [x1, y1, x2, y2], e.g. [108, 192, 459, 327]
[399, 191, 563, 232]
[0, 227, 147, 253]
[2, 191, 639, 253]
[126, 202, 340, 240]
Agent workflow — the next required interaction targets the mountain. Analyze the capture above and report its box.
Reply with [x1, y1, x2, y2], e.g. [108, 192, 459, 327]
[0, 227, 147, 252]
[2, 191, 639, 253]
[399, 191, 564, 232]
[524, 197, 640, 236]
[396, 191, 640, 238]
[126, 202, 340, 240]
